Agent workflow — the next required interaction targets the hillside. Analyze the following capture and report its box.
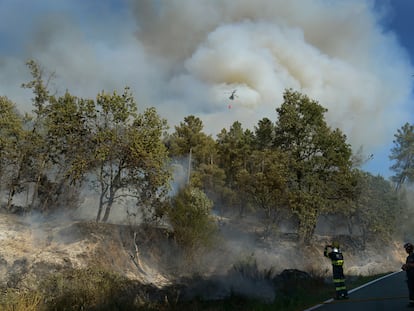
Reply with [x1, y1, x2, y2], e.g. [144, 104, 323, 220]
[0, 209, 407, 307]
[0, 212, 170, 290]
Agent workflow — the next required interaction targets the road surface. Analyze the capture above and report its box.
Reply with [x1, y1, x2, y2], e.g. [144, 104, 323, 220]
[305, 271, 410, 310]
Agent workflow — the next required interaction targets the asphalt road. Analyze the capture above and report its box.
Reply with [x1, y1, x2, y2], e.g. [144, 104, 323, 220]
[305, 271, 411, 310]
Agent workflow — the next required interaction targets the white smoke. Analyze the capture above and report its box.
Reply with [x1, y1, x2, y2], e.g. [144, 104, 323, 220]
[0, 0, 413, 159]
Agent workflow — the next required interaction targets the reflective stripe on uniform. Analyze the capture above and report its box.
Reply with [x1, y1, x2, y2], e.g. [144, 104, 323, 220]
[332, 260, 344, 266]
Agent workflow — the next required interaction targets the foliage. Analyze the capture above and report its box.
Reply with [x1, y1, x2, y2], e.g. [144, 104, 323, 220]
[0, 97, 23, 159]
[216, 121, 254, 187]
[0, 60, 55, 211]
[274, 89, 355, 244]
[393, 187, 414, 240]
[191, 162, 232, 213]
[236, 149, 290, 228]
[215, 122, 256, 215]
[83, 88, 172, 222]
[390, 122, 414, 191]
[254, 117, 275, 150]
[19, 60, 54, 210]
[0, 60, 172, 224]
[167, 186, 218, 256]
[44, 92, 96, 182]
[126, 107, 172, 222]
[167, 115, 216, 167]
[0, 97, 24, 197]
[36, 92, 93, 210]
[350, 171, 402, 244]
[1, 60, 86, 212]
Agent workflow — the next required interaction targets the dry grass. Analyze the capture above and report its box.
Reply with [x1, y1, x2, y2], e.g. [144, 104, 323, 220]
[0, 289, 43, 311]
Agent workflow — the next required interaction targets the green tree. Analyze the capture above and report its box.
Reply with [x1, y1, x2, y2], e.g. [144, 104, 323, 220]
[22, 61, 51, 209]
[21, 59, 51, 115]
[216, 122, 255, 214]
[351, 172, 402, 246]
[19, 60, 87, 211]
[40, 92, 96, 209]
[216, 121, 254, 186]
[89, 88, 170, 222]
[167, 115, 216, 186]
[46, 92, 96, 179]
[191, 162, 231, 215]
[4, 60, 54, 211]
[0, 97, 25, 209]
[274, 89, 355, 244]
[254, 117, 275, 150]
[123, 107, 171, 222]
[390, 122, 414, 191]
[236, 149, 290, 232]
[167, 186, 218, 256]
[167, 116, 204, 156]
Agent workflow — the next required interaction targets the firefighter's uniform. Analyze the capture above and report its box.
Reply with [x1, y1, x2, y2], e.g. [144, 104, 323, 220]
[403, 242, 414, 307]
[324, 242, 348, 299]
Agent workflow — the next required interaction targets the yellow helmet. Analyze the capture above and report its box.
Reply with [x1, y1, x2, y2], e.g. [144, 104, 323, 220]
[332, 241, 340, 248]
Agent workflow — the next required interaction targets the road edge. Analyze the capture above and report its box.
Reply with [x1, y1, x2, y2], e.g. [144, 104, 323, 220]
[303, 271, 402, 311]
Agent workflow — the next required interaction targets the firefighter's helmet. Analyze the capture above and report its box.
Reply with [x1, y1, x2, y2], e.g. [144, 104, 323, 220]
[404, 242, 413, 252]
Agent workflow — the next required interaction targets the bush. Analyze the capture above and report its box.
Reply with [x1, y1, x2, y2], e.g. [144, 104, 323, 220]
[167, 186, 219, 256]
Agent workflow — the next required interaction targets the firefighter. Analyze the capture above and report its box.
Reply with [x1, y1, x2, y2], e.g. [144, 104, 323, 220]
[402, 242, 414, 307]
[324, 241, 348, 299]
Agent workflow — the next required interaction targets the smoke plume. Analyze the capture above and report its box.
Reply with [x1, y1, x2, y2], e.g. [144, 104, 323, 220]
[0, 0, 413, 160]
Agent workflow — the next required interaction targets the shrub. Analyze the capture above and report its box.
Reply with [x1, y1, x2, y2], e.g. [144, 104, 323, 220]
[167, 186, 218, 256]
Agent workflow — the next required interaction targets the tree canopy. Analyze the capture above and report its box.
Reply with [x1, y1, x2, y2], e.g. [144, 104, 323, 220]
[390, 122, 414, 191]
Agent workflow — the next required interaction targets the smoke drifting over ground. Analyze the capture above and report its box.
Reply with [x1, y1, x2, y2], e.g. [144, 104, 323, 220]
[0, 0, 413, 165]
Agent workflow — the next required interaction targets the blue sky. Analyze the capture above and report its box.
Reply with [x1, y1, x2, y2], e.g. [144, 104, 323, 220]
[382, 0, 414, 60]
[362, 0, 414, 177]
[0, 0, 413, 179]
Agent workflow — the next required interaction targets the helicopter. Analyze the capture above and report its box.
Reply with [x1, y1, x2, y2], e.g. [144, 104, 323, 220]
[228, 90, 238, 100]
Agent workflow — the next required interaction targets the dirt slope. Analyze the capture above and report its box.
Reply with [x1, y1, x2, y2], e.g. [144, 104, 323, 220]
[0, 211, 407, 294]
[0, 212, 169, 290]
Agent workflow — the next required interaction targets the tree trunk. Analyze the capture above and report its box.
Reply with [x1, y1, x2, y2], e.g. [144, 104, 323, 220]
[6, 162, 23, 210]
[346, 216, 354, 236]
[30, 157, 47, 210]
[298, 217, 317, 246]
[96, 191, 106, 222]
[102, 205, 112, 222]
[6, 186, 16, 211]
[101, 187, 115, 222]
[187, 148, 192, 185]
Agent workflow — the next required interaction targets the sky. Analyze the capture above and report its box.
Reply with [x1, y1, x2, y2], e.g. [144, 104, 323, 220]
[0, 0, 413, 178]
